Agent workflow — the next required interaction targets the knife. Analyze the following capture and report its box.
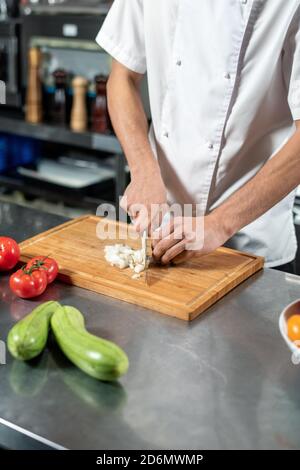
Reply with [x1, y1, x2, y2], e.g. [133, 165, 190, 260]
[141, 212, 171, 278]
[132, 212, 171, 280]
[141, 229, 152, 273]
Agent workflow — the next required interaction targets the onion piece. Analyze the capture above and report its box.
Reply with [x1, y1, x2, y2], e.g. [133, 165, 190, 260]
[104, 244, 148, 275]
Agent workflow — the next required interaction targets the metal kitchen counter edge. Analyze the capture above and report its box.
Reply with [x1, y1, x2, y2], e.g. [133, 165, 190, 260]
[0, 201, 299, 450]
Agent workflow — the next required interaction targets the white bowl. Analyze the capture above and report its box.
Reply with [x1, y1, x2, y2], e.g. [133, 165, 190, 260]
[279, 299, 300, 364]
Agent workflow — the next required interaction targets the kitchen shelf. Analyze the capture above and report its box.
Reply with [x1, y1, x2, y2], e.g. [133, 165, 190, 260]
[0, 172, 113, 212]
[0, 115, 122, 154]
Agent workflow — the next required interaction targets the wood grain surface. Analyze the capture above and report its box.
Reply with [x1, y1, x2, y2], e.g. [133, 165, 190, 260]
[19, 215, 264, 321]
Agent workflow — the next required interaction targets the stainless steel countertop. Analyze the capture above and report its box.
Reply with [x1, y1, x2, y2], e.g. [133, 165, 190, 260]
[0, 201, 300, 450]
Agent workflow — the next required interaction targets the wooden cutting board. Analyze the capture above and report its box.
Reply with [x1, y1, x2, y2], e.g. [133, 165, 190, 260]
[19, 215, 264, 321]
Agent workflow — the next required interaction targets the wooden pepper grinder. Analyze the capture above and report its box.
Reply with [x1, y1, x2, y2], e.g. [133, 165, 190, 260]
[70, 76, 88, 132]
[92, 75, 110, 134]
[26, 47, 43, 124]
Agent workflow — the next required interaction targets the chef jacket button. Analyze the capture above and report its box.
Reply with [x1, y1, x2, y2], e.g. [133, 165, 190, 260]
[176, 59, 182, 66]
[224, 72, 231, 79]
[207, 142, 214, 150]
[163, 131, 169, 138]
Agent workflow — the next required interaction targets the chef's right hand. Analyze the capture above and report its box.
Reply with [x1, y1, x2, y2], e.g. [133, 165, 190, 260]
[120, 166, 168, 234]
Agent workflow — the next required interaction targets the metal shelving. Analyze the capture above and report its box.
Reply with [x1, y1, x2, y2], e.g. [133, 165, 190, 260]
[0, 115, 122, 153]
[0, 172, 114, 212]
[0, 114, 127, 211]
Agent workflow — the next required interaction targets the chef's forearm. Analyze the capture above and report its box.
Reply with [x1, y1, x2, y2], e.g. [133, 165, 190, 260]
[212, 123, 300, 239]
[107, 60, 161, 178]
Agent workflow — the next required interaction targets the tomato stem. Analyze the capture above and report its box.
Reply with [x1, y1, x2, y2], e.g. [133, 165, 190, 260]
[21, 264, 43, 275]
[30, 255, 51, 271]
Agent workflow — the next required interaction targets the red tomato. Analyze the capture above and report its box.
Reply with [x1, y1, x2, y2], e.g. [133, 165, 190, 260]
[9, 268, 48, 299]
[26, 256, 59, 284]
[0, 237, 20, 271]
[287, 315, 300, 345]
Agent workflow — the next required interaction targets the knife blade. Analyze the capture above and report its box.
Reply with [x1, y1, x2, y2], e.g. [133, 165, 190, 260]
[132, 212, 171, 281]
[141, 213, 171, 280]
[141, 229, 152, 279]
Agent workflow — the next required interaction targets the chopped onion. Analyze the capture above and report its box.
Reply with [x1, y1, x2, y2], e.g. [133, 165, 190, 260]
[132, 273, 142, 280]
[104, 244, 148, 275]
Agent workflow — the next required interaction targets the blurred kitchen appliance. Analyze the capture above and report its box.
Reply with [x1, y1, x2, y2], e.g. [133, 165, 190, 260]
[0, 19, 21, 107]
[20, 0, 112, 16]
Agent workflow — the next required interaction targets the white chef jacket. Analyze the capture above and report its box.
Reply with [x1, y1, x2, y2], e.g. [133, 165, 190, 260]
[96, 0, 300, 267]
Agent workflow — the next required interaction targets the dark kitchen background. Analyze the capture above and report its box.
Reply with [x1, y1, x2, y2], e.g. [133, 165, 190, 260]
[0, 0, 300, 272]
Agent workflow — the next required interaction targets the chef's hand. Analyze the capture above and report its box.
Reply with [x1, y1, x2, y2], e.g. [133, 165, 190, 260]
[120, 165, 168, 233]
[152, 214, 230, 265]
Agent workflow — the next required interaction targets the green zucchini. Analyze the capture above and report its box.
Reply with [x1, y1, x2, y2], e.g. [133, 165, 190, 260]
[51, 306, 129, 382]
[7, 301, 61, 361]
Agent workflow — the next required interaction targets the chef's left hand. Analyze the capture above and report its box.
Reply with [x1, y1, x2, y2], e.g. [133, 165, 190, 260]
[152, 214, 230, 265]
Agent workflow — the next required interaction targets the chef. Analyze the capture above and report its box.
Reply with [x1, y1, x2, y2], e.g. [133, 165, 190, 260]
[96, 0, 300, 273]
